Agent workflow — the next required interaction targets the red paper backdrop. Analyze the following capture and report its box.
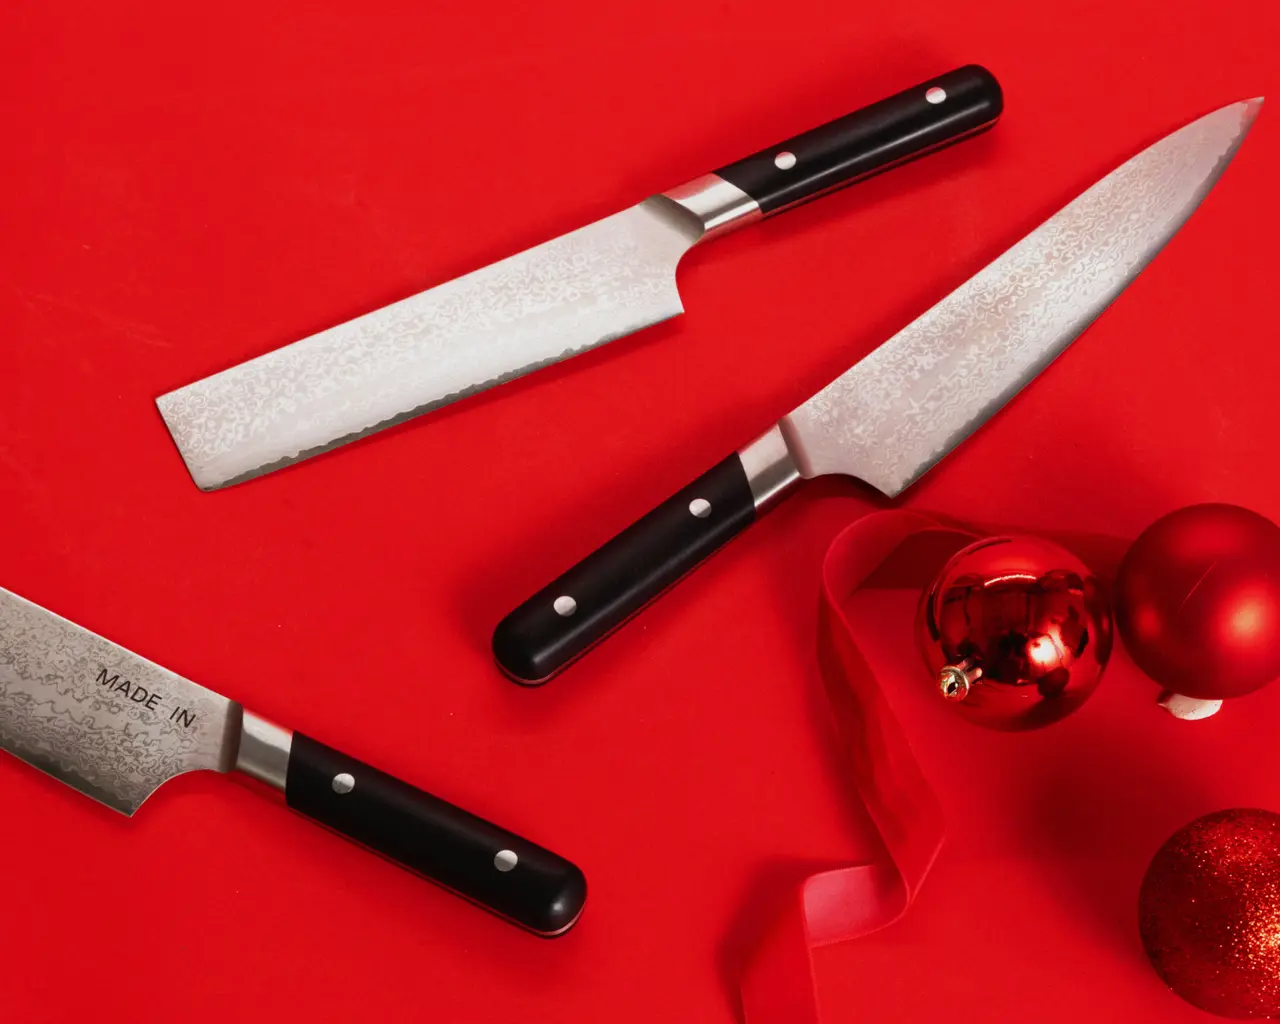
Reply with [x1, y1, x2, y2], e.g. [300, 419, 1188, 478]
[2, 1, 1279, 1021]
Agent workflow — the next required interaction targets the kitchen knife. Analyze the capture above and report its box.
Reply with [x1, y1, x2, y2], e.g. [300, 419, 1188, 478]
[492, 98, 1263, 685]
[0, 586, 586, 935]
[156, 65, 1003, 491]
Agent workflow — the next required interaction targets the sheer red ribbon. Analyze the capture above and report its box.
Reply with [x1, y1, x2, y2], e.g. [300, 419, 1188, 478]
[739, 510, 978, 1023]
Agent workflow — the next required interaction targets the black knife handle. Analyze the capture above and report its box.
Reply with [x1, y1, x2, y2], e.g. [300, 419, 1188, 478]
[716, 64, 1002, 216]
[493, 454, 756, 685]
[284, 732, 587, 936]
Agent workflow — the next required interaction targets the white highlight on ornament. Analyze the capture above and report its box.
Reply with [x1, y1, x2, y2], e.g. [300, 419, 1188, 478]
[1159, 692, 1224, 721]
[926, 87, 947, 104]
[689, 498, 711, 518]
[774, 151, 797, 170]
[553, 595, 577, 617]
[494, 849, 519, 872]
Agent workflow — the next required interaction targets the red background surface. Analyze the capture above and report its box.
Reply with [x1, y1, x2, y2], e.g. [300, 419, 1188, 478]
[2, 1, 1279, 1021]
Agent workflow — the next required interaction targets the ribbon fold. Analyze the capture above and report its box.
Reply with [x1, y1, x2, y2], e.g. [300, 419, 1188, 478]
[740, 510, 977, 1023]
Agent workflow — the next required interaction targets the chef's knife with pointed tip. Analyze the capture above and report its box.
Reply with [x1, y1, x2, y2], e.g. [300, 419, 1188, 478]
[493, 98, 1263, 685]
[156, 65, 1003, 491]
[0, 586, 586, 935]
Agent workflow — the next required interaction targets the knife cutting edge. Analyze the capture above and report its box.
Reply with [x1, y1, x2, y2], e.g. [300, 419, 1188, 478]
[492, 97, 1264, 685]
[0, 586, 586, 936]
[156, 65, 1003, 491]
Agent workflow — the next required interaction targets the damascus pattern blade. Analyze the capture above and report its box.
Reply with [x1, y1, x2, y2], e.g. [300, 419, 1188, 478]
[782, 100, 1261, 496]
[0, 588, 240, 815]
[157, 198, 702, 490]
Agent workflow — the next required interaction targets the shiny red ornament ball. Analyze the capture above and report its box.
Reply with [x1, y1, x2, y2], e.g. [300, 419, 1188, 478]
[917, 535, 1113, 730]
[1140, 809, 1280, 1019]
[1115, 504, 1280, 700]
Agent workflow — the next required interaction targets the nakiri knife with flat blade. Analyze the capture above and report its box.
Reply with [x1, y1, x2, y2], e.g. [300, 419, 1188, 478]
[0, 587, 586, 936]
[492, 98, 1263, 685]
[156, 66, 1003, 491]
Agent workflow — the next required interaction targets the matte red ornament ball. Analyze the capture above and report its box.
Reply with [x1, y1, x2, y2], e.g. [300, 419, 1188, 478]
[1140, 808, 1280, 1019]
[1115, 504, 1280, 700]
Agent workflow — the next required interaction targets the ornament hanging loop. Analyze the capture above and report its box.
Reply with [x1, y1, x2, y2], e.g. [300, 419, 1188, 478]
[938, 659, 982, 702]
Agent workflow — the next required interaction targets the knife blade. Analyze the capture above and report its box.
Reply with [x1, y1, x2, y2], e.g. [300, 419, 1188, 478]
[156, 66, 1003, 491]
[0, 586, 586, 935]
[492, 97, 1263, 685]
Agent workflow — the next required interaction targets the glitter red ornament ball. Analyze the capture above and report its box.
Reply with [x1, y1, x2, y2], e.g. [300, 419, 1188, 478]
[917, 535, 1113, 730]
[1115, 504, 1280, 700]
[1140, 808, 1280, 1019]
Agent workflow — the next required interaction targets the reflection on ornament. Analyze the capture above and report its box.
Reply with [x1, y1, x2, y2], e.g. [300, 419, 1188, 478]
[917, 536, 1113, 730]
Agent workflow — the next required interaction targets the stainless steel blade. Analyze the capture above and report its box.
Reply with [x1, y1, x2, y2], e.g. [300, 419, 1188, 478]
[157, 197, 707, 490]
[779, 99, 1261, 496]
[0, 588, 241, 815]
